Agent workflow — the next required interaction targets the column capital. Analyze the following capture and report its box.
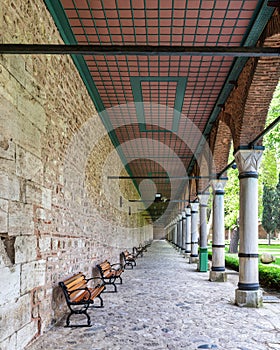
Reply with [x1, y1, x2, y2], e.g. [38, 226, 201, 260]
[185, 206, 191, 216]
[190, 201, 199, 212]
[211, 179, 227, 193]
[197, 192, 210, 206]
[234, 148, 264, 174]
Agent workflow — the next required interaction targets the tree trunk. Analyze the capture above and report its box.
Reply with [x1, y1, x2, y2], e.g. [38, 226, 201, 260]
[229, 226, 239, 253]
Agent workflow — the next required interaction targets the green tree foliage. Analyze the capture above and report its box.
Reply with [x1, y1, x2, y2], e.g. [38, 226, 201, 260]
[262, 185, 277, 234]
[224, 165, 239, 229]
[261, 81, 280, 234]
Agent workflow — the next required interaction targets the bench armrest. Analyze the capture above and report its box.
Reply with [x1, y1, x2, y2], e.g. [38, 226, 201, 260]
[86, 276, 104, 286]
[110, 263, 124, 270]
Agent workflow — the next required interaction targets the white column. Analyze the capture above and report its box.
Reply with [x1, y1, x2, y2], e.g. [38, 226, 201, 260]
[235, 147, 263, 307]
[185, 206, 192, 259]
[178, 214, 183, 250]
[190, 201, 199, 263]
[181, 210, 186, 252]
[209, 179, 227, 282]
[174, 219, 178, 246]
[198, 192, 209, 272]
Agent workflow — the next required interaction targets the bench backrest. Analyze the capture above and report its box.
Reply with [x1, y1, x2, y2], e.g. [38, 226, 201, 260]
[59, 272, 88, 303]
[97, 260, 112, 276]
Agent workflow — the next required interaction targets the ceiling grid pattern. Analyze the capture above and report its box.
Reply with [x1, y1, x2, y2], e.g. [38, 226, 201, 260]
[45, 0, 274, 222]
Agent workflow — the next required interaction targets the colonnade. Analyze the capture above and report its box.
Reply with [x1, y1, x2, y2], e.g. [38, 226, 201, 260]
[165, 148, 263, 308]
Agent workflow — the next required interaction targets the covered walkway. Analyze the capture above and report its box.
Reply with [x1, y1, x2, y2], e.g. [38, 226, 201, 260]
[27, 240, 280, 350]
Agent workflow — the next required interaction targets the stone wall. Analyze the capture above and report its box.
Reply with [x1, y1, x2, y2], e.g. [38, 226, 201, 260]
[0, 1, 153, 349]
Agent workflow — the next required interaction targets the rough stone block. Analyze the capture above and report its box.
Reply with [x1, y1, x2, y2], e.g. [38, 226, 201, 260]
[16, 320, 38, 350]
[235, 289, 263, 308]
[0, 198, 8, 233]
[0, 294, 30, 342]
[209, 270, 227, 282]
[0, 95, 42, 158]
[25, 178, 40, 199]
[0, 172, 21, 201]
[8, 202, 34, 236]
[38, 236, 51, 253]
[0, 265, 20, 306]
[16, 146, 43, 184]
[42, 188, 52, 209]
[0, 137, 16, 173]
[17, 91, 46, 133]
[15, 236, 37, 264]
[0, 333, 17, 350]
[21, 260, 46, 294]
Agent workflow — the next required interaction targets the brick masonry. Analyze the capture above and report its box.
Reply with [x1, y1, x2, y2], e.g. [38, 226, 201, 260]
[0, 1, 152, 349]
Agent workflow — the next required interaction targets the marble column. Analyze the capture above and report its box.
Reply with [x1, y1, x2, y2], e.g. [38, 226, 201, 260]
[235, 147, 264, 307]
[178, 214, 183, 250]
[185, 206, 192, 260]
[198, 192, 209, 272]
[190, 201, 199, 263]
[209, 179, 227, 282]
[181, 210, 186, 252]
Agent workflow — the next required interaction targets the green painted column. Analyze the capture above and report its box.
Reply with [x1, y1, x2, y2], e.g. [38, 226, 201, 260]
[198, 192, 210, 272]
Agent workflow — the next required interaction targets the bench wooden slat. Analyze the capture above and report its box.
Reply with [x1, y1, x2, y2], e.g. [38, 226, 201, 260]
[97, 260, 124, 292]
[59, 272, 105, 327]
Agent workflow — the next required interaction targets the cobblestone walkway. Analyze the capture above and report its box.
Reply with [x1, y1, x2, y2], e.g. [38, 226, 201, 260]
[27, 240, 280, 350]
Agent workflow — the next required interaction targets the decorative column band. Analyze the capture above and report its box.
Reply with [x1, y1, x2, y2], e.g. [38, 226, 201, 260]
[186, 214, 191, 217]
[190, 254, 199, 257]
[191, 211, 198, 214]
[238, 282, 259, 291]
[239, 172, 259, 180]
[214, 190, 224, 195]
[200, 204, 208, 208]
[212, 244, 225, 248]
[185, 249, 191, 253]
[211, 266, 225, 272]
[238, 253, 259, 258]
[191, 242, 198, 244]
[182, 217, 186, 220]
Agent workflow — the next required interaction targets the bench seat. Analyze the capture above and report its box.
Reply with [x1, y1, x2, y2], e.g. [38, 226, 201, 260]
[59, 272, 105, 327]
[97, 260, 124, 292]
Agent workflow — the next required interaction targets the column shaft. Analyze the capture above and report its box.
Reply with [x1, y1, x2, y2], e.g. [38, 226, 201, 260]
[190, 201, 199, 263]
[235, 148, 263, 307]
[209, 180, 227, 282]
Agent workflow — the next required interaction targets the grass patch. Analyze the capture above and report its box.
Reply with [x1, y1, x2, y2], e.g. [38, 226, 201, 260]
[208, 247, 280, 292]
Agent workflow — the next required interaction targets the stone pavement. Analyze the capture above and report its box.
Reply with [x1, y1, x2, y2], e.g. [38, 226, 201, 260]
[26, 240, 280, 350]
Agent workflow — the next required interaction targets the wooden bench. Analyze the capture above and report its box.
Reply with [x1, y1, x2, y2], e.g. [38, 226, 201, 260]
[59, 272, 105, 327]
[96, 260, 124, 292]
[121, 250, 136, 269]
[133, 241, 151, 257]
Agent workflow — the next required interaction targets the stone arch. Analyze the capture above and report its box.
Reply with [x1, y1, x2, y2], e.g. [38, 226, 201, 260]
[220, 9, 280, 149]
[209, 119, 232, 175]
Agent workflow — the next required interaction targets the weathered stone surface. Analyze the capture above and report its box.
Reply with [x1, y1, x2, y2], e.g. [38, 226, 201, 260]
[15, 236, 37, 264]
[16, 320, 38, 350]
[0, 293, 31, 342]
[0, 265, 20, 305]
[0, 198, 8, 233]
[8, 202, 34, 236]
[0, 333, 17, 350]
[260, 253, 276, 264]
[16, 146, 43, 183]
[21, 260, 46, 294]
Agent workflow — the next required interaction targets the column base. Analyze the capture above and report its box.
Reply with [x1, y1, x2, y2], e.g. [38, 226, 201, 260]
[198, 248, 208, 272]
[235, 289, 263, 308]
[190, 255, 199, 264]
[209, 270, 227, 282]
